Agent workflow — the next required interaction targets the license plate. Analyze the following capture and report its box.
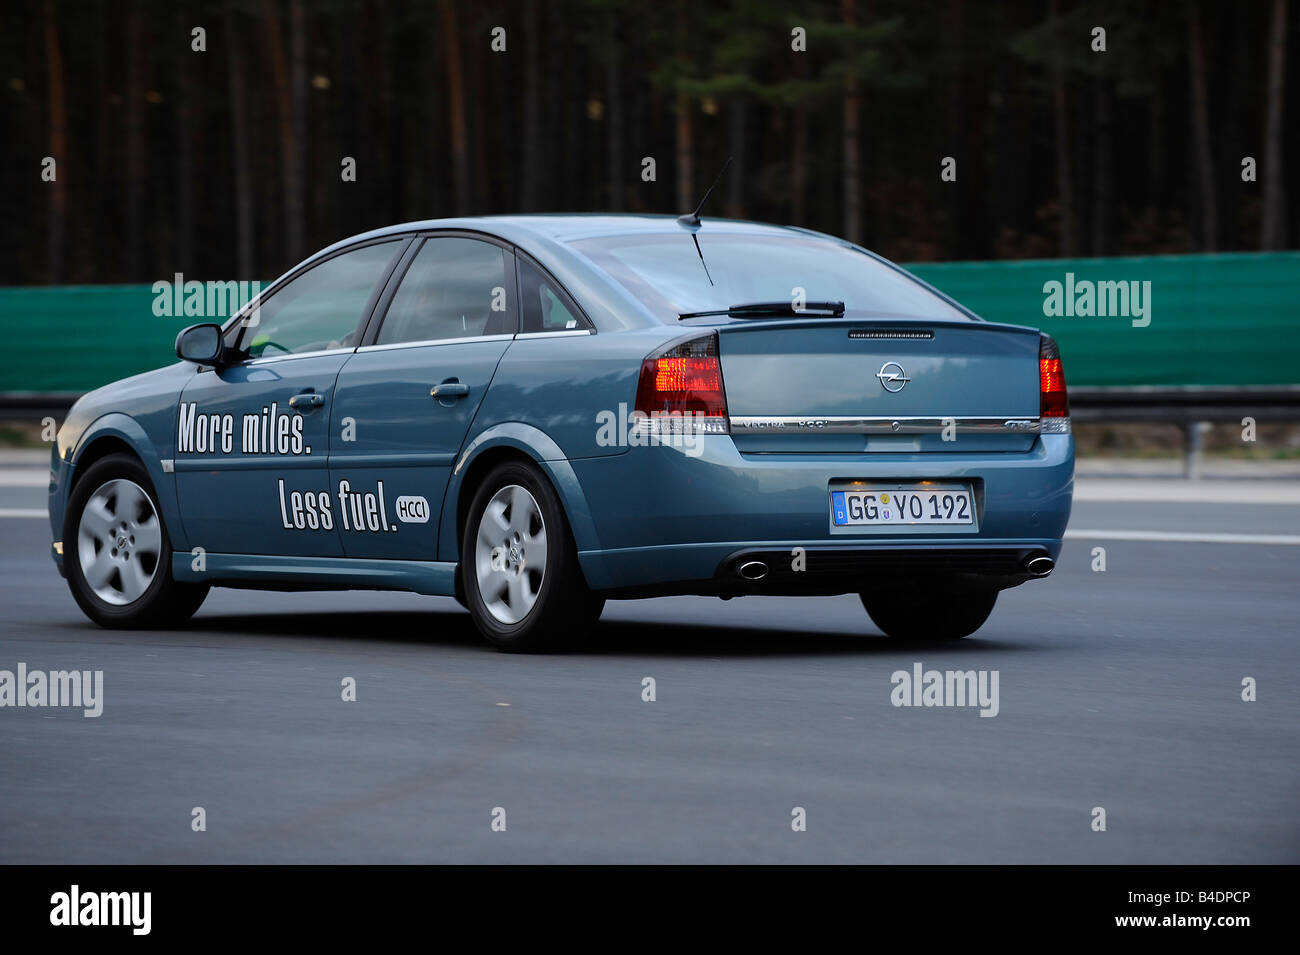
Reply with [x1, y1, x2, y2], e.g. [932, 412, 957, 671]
[831, 485, 974, 526]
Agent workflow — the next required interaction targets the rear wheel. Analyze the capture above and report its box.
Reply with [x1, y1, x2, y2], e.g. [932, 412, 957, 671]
[460, 461, 603, 652]
[860, 583, 997, 640]
[64, 453, 209, 629]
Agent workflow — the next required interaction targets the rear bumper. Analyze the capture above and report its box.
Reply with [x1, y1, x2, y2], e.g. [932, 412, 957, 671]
[719, 543, 1054, 591]
[573, 433, 1073, 591]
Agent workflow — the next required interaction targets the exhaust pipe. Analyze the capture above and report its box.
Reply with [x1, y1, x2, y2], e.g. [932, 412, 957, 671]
[1026, 555, 1055, 577]
[737, 560, 769, 581]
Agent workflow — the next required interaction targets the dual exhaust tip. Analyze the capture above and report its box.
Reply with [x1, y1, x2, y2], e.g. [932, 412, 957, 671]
[732, 555, 1055, 580]
[1025, 555, 1055, 577]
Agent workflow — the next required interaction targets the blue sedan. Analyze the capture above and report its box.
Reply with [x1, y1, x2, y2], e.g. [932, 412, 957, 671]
[49, 215, 1073, 650]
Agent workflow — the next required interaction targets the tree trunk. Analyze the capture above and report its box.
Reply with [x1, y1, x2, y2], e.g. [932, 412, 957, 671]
[791, 105, 807, 225]
[42, 0, 67, 284]
[946, 0, 965, 255]
[375, 7, 399, 222]
[521, 0, 540, 211]
[262, 0, 302, 267]
[470, 26, 491, 209]
[124, 5, 145, 279]
[174, 4, 194, 272]
[1049, 0, 1076, 256]
[440, 0, 471, 215]
[842, 0, 862, 243]
[1090, 78, 1113, 255]
[337, 8, 361, 241]
[1188, 1, 1219, 251]
[790, 45, 807, 225]
[225, 1, 254, 278]
[1261, 0, 1289, 249]
[606, 11, 625, 210]
[289, 0, 307, 256]
[725, 98, 746, 219]
[93, 1, 109, 278]
[674, 0, 693, 212]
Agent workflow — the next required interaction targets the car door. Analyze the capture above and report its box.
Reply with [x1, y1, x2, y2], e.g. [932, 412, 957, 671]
[174, 238, 406, 557]
[329, 234, 518, 560]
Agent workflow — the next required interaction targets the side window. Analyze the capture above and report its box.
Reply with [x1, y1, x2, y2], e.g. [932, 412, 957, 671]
[376, 237, 516, 345]
[238, 241, 400, 357]
[519, 258, 585, 333]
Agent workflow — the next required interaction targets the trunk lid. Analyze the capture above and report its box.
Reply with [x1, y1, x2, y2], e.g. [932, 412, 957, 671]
[710, 317, 1042, 453]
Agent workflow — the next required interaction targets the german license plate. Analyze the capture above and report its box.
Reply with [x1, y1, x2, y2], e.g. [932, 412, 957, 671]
[831, 484, 974, 526]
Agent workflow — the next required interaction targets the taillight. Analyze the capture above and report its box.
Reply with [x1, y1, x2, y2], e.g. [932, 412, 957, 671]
[1039, 333, 1070, 432]
[633, 333, 729, 435]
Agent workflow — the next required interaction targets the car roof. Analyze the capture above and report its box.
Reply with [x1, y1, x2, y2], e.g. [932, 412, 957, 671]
[323, 213, 825, 248]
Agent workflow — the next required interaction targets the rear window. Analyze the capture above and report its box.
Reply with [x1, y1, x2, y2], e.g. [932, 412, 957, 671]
[570, 232, 969, 322]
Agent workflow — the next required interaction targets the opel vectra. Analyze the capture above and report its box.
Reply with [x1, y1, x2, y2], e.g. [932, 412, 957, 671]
[50, 215, 1074, 650]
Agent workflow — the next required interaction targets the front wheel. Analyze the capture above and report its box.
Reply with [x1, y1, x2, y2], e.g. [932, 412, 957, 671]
[460, 461, 603, 652]
[860, 584, 998, 640]
[64, 453, 209, 629]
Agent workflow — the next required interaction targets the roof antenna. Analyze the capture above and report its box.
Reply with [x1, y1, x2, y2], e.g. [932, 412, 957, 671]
[677, 156, 733, 229]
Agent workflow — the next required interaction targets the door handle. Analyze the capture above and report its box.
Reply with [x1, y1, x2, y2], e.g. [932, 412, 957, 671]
[288, 392, 325, 410]
[430, 382, 470, 399]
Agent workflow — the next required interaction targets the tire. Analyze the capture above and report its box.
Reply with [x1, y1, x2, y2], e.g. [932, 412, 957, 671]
[860, 583, 997, 640]
[63, 453, 209, 629]
[460, 461, 603, 652]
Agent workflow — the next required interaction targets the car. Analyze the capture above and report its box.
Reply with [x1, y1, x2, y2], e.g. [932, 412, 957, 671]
[49, 214, 1074, 651]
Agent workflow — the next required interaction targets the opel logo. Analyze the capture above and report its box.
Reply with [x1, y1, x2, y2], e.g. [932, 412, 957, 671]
[876, 361, 910, 393]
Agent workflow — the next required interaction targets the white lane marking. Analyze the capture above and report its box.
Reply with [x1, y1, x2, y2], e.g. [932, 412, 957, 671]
[0, 473, 48, 487]
[1074, 480, 1300, 504]
[0, 508, 46, 519]
[1067, 529, 1300, 546]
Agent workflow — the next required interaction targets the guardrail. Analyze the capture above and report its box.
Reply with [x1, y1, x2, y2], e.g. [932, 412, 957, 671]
[0, 393, 83, 421]
[1070, 386, 1300, 422]
[1070, 386, 1300, 477]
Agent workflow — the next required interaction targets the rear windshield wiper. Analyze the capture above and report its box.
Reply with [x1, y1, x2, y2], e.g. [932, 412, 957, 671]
[679, 301, 846, 320]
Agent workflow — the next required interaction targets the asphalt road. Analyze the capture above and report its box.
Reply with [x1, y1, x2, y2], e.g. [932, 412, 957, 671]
[1, 478, 1297, 863]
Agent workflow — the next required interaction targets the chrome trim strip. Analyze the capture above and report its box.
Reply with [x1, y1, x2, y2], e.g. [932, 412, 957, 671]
[245, 346, 356, 366]
[512, 329, 594, 340]
[355, 333, 516, 353]
[729, 415, 1041, 435]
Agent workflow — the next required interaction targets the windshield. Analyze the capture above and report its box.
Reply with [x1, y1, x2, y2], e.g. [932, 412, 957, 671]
[571, 232, 970, 322]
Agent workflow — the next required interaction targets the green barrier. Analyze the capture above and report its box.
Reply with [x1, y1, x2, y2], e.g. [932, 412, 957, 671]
[0, 252, 1296, 392]
[0, 285, 221, 394]
[906, 252, 1300, 387]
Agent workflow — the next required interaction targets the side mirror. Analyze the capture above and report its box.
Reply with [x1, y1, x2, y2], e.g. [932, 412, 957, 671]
[175, 323, 224, 366]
